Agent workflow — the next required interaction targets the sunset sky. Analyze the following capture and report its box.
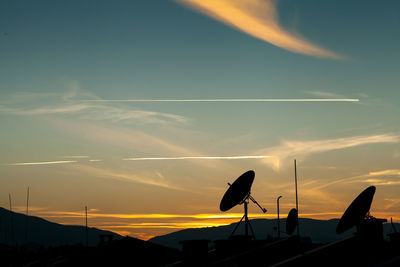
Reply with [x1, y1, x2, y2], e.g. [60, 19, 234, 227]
[1, 0, 400, 240]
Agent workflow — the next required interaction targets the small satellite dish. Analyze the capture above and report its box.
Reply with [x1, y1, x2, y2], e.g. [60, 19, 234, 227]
[220, 170, 255, 212]
[336, 186, 376, 234]
[286, 208, 298, 235]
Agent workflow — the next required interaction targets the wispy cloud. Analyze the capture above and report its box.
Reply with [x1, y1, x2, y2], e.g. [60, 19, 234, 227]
[78, 104, 188, 124]
[351, 169, 400, 186]
[49, 119, 245, 174]
[88, 98, 359, 102]
[8, 160, 77, 166]
[123, 155, 270, 161]
[299, 168, 400, 194]
[176, 0, 343, 59]
[0, 103, 187, 124]
[0, 104, 90, 115]
[0, 84, 188, 125]
[360, 179, 400, 186]
[384, 198, 400, 210]
[50, 119, 205, 160]
[304, 91, 347, 98]
[258, 134, 400, 170]
[67, 164, 186, 191]
[366, 169, 400, 177]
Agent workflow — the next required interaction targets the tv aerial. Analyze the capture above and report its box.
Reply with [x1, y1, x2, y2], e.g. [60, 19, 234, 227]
[336, 186, 387, 237]
[286, 208, 298, 236]
[220, 170, 267, 239]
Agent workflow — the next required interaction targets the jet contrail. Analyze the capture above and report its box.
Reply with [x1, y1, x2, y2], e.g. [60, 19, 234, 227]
[8, 160, 77, 166]
[123, 155, 271, 161]
[88, 98, 359, 103]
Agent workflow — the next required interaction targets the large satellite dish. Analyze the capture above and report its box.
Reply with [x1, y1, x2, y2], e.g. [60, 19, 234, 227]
[220, 170, 266, 239]
[286, 208, 298, 235]
[220, 170, 254, 212]
[336, 186, 376, 234]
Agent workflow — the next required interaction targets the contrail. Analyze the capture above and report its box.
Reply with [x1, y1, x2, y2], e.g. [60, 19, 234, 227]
[8, 160, 77, 166]
[123, 155, 271, 161]
[88, 98, 359, 103]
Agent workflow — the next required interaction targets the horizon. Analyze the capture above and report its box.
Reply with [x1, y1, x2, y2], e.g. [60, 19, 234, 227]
[0, 205, 369, 241]
[2, 199, 396, 240]
[1, 0, 400, 241]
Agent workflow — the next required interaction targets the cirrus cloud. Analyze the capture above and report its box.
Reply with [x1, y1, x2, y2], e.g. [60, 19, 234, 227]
[258, 134, 400, 170]
[176, 0, 344, 59]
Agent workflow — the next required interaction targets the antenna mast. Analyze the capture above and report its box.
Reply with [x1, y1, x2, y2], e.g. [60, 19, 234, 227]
[277, 196, 282, 239]
[294, 159, 300, 236]
[25, 186, 30, 241]
[9, 194, 14, 245]
[85, 206, 88, 247]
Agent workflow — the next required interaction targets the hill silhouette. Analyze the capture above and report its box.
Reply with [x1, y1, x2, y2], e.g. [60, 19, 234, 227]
[0, 208, 182, 266]
[149, 218, 400, 250]
[0, 207, 121, 247]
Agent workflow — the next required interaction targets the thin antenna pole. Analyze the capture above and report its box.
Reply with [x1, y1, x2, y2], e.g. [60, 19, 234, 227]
[25, 186, 30, 241]
[244, 201, 249, 237]
[9, 194, 12, 212]
[9, 194, 14, 245]
[26, 187, 30, 215]
[277, 196, 282, 239]
[85, 206, 88, 247]
[294, 159, 299, 236]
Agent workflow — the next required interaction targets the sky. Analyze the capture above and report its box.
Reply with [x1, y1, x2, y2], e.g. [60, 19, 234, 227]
[0, 0, 400, 240]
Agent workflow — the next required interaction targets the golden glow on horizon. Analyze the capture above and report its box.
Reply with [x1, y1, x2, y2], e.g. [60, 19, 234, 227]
[34, 211, 274, 219]
[12, 206, 400, 241]
[105, 222, 231, 229]
[28, 209, 345, 221]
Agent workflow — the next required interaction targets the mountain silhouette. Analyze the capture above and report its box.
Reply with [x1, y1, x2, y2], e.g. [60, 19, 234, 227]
[149, 218, 400, 250]
[0, 207, 182, 266]
[0, 207, 121, 247]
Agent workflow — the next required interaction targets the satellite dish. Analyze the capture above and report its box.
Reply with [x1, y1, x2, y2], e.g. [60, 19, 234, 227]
[336, 186, 376, 234]
[219, 170, 266, 239]
[220, 170, 255, 212]
[286, 208, 298, 235]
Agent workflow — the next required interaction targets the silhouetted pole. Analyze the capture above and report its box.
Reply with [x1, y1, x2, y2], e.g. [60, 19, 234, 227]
[85, 206, 88, 247]
[391, 217, 398, 233]
[9, 194, 14, 245]
[294, 159, 299, 236]
[277, 196, 282, 239]
[25, 186, 30, 241]
[244, 201, 249, 237]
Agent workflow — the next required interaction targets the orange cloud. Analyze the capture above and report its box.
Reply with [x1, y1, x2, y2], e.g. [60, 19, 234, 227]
[176, 0, 343, 59]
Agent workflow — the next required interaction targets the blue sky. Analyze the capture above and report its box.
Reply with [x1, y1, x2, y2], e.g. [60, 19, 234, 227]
[0, 0, 399, 239]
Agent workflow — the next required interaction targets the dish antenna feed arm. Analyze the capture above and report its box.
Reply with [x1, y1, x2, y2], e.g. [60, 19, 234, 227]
[248, 193, 267, 213]
[220, 172, 267, 240]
